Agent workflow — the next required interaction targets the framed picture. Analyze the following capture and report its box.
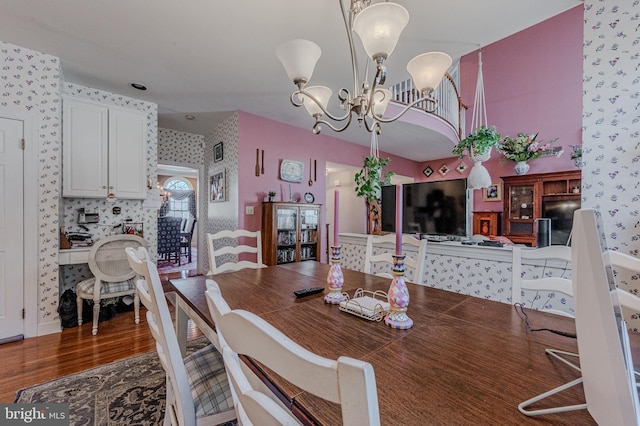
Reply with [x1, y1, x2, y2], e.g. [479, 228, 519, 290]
[422, 166, 433, 178]
[122, 222, 144, 237]
[438, 164, 450, 177]
[456, 161, 468, 174]
[483, 182, 502, 201]
[210, 169, 226, 202]
[214, 142, 224, 162]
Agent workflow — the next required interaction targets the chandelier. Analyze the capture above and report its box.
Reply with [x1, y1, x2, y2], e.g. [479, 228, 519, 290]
[276, 0, 452, 135]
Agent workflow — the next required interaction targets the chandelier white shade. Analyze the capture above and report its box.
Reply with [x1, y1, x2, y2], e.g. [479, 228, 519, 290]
[352, 3, 409, 61]
[275, 39, 321, 84]
[301, 86, 333, 117]
[276, 0, 452, 135]
[407, 52, 453, 93]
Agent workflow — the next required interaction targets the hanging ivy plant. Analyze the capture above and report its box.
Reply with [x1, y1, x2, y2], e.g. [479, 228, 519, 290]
[354, 156, 395, 201]
[452, 125, 501, 159]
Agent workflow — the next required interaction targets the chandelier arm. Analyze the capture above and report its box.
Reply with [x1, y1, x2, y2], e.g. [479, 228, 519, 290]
[362, 62, 386, 118]
[291, 88, 353, 123]
[313, 112, 355, 133]
[340, 0, 361, 96]
[371, 94, 439, 123]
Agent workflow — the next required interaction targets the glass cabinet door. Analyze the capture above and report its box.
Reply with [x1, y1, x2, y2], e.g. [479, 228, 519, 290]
[300, 207, 319, 261]
[276, 207, 297, 264]
[507, 185, 535, 235]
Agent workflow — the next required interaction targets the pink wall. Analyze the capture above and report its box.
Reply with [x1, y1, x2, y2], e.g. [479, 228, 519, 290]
[236, 111, 418, 249]
[425, 5, 583, 214]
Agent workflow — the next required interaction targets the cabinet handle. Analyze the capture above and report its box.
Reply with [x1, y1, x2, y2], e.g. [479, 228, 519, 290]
[102, 186, 107, 189]
[109, 186, 114, 189]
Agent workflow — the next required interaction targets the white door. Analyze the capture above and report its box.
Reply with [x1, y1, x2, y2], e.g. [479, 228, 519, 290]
[0, 117, 24, 339]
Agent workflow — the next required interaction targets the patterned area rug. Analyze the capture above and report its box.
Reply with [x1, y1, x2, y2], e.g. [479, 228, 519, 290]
[15, 338, 210, 425]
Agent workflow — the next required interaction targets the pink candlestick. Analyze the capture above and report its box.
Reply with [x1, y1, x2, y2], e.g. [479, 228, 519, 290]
[334, 190, 339, 246]
[395, 184, 402, 255]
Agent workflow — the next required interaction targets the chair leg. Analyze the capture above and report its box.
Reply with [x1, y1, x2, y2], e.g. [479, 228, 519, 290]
[92, 301, 100, 335]
[188, 246, 192, 264]
[134, 290, 141, 324]
[77, 295, 84, 326]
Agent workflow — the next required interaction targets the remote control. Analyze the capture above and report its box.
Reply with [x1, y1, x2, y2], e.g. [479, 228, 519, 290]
[294, 287, 324, 298]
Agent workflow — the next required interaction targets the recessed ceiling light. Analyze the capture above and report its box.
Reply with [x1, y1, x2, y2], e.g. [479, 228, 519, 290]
[185, 114, 196, 120]
[130, 83, 147, 91]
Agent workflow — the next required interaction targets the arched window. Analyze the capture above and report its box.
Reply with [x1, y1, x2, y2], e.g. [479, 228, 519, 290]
[163, 177, 195, 221]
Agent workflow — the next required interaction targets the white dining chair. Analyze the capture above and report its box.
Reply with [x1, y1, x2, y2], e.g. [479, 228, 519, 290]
[76, 234, 148, 335]
[125, 247, 236, 426]
[511, 245, 574, 318]
[205, 280, 381, 426]
[363, 234, 427, 284]
[206, 229, 266, 275]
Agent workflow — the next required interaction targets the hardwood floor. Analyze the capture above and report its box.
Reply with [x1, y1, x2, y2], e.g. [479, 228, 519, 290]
[0, 271, 201, 403]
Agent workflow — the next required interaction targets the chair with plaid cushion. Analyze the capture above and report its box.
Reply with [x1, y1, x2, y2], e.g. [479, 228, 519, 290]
[126, 246, 236, 426]
[206, 280, 380, 425]
[76, 234, 148, 335]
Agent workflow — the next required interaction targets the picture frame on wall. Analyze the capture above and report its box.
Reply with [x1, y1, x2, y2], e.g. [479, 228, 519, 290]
[210, 169, 226, 202]
[438, 164, 450, 177]
[214, 142, 224, 162]
[483, 183, 502, 201]
[422, 166, 433, 178]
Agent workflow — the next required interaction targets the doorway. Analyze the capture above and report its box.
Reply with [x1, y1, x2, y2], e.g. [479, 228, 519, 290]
[157, 164, 200, 276]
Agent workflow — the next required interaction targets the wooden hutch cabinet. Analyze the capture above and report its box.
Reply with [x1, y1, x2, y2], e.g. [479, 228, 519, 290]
[262, 202, 322, 266]
[501, 170, 581, 246]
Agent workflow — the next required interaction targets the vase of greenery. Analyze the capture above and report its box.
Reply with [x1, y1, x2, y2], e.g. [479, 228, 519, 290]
[354, 155, 395, 235]
[452, 125, 501, 161]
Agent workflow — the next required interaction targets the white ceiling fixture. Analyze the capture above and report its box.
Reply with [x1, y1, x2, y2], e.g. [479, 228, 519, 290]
[276, 1, 452, 136]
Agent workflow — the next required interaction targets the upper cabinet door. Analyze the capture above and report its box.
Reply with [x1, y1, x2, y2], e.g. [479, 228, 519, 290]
[62, 97, 109, 198]
[108, 106, 147, 199]
[62, 96, 147, 199]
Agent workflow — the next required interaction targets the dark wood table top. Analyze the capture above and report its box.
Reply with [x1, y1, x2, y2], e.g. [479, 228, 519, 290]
[170, 261, 595, 425]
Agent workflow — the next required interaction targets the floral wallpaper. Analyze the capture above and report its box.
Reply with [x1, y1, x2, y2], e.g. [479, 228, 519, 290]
[158, 128, 204, 165]
[341, 239, 575, 316]
[203, 113, 240, 273]
[0, 42, 62, 331]
[583, 1, 640, 329]
[59, 83, 158, 293]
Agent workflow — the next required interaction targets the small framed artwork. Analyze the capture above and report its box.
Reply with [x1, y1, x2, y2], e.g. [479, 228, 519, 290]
[422, 166, 433, 178]
[456, 161, 468, 174]
[210, 169, 226, 202]
[214, 142, 224, 163]
[438, 164, 450, 177]
[483, 182, 503, 202]
[122, 222, 144, 237]
[280, 159, 305, 182]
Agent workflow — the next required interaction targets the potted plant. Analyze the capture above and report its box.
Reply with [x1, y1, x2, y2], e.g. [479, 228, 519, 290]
[354, 155, 395, 234]
[452, 125, 501, 161]
[267, 191, 276, 202]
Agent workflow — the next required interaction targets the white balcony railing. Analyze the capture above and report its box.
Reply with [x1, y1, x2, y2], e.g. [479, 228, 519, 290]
[389, 72, 467, 140]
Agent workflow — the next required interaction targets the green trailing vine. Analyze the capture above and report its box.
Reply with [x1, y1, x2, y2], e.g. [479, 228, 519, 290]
[354, 155, 395, 201]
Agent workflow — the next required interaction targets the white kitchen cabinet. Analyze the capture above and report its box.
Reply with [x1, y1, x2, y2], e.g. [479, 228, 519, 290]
[62, 96, 148, 199]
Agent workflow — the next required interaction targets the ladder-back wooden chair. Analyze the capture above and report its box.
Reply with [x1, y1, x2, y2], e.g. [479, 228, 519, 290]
[125, 247, 236, 426]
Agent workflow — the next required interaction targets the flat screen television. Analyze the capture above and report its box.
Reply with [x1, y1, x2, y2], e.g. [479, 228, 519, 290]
[381, 179, 468, 237]
[541, 198, 581, 245]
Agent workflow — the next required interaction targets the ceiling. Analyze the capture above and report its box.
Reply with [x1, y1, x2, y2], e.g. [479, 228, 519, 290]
[0, 0, 581, 161]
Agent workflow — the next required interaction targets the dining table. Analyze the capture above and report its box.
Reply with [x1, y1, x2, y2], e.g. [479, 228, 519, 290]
[169, 261, 596, 425]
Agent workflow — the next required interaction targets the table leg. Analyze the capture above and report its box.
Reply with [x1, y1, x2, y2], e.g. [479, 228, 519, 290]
[175, 298, 189, 357]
